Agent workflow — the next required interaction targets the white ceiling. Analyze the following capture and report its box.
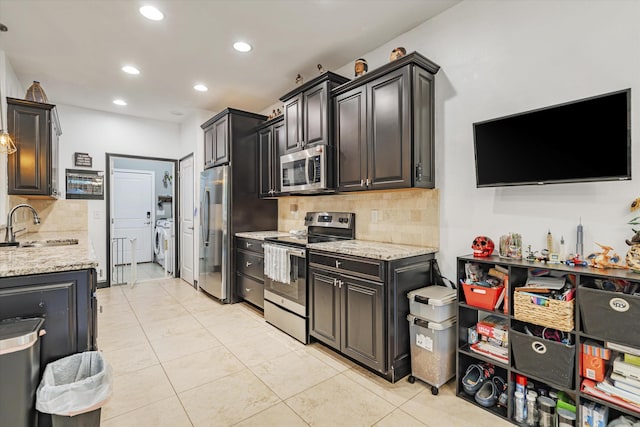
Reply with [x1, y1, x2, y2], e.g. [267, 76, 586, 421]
[0, 0, 460, 123]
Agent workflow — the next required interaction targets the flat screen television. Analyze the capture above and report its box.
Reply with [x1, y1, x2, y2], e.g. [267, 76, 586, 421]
[473, 89, 631, 187]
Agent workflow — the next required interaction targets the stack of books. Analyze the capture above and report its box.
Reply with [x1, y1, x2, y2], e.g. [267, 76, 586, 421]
[469, 315, 508, 363]
[581, 342, 640, 413]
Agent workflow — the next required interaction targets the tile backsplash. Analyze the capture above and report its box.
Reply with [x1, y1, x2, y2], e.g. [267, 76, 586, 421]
[278, 188, 439, 248]
[8, 196, 88, 234]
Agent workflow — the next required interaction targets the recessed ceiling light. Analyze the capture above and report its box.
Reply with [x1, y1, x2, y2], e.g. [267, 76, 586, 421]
[233, 41, 252, 53]
[193, 84, 208, 92]
[113, 99, 127, 106]
[121, 65, 140, 75]
[139, 5, 164, 21]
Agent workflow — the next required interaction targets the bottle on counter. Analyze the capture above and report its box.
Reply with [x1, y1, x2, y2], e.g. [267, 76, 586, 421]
[514, 391, 526, 423]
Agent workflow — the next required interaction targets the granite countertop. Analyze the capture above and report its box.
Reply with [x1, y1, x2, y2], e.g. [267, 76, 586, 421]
[235, 231, 291, 240]
[0, 231, 98, 278]
[307, 240, 438, 261]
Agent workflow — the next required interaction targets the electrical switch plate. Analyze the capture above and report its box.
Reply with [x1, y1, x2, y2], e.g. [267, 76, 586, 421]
[371, 210, 379, 223]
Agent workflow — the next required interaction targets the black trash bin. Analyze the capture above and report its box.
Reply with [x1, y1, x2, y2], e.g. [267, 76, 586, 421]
[0, 317, 46, 427]
[36, 351, 112, 427]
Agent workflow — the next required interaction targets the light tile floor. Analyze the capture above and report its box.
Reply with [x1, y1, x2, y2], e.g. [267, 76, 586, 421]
[97, 278, 512, 427]
[112, 262, 171, 285]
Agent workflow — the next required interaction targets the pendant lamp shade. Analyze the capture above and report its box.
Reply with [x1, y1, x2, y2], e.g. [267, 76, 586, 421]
[0, 130, 16, 155]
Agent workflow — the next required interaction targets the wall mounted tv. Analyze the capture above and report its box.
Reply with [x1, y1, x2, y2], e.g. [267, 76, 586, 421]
[473, 89, 631, 187]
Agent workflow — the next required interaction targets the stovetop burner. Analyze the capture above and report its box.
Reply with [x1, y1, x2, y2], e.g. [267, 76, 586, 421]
[264, 211, 355, 248]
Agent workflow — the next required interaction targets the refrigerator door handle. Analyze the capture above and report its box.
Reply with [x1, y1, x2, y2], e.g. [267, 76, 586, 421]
[204, 189, 210, 246]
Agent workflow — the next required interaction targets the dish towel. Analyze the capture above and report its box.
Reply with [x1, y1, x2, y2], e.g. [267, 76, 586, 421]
[263, 244, 291, 285]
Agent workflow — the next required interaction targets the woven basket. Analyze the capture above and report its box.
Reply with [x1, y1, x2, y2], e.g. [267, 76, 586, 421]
[25, 81, 49, 103]
[514, 290, 574, 332]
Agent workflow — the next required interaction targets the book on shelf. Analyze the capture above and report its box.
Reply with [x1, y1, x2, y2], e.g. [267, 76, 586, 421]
[606, 342, 640, 357]
[611, 372, 640, 390]
[469, 341, 509, 363]
[581, 379, 640, 413]
[595, 379, 640, 406]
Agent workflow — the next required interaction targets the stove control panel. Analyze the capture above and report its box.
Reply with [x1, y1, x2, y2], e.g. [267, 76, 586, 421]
[304, 212, 355, 229]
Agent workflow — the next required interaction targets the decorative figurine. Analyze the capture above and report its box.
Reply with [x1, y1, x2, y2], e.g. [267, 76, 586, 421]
[354, 58, 368, 77]
[525, 245, 537, 262]
[499, 232, 522, 259]
[536, 248, 550, 263]
[389, 47, 406, 61]
[625, 207, 640, 271]
[587, 243, 628, 269]
[471, 236, 494, 257]
[317, 64, 325, 74]
[276, 108, 282, 116]
[564, 254, 588, 267]
[295, 74, 303, 85]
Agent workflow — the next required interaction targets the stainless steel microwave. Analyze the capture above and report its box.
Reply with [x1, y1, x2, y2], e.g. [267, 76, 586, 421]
[280, 145, 333, 193]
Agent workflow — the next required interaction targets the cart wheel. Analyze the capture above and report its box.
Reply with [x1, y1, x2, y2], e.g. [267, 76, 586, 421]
[407, 376, 415, 384]
[431, 386, 439, 395]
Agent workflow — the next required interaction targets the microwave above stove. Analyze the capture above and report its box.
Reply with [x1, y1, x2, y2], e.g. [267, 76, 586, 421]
[280, 145, 334, 194]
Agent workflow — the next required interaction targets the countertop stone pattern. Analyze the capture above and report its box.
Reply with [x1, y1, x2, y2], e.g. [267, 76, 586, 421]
[235, 231, 290, 240]
[307, 240, 438, 261]
[0, 231, 98, 277]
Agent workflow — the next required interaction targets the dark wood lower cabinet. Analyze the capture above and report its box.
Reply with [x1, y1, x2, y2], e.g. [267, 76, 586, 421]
[0, 269, 97, 427]
[309, 250, 433, 382]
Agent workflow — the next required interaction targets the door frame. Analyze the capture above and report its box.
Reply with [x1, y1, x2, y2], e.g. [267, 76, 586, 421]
[105, 153, 179, 287]
[178, 152, 196, 286]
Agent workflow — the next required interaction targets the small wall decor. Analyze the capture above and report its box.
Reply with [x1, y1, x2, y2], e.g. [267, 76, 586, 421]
[354, 58, 368, 77]
[162, 171, 173, 188]
[390, 47, 407, 62]
[25, 81, 49, 103]
[73, 152, 93, 167]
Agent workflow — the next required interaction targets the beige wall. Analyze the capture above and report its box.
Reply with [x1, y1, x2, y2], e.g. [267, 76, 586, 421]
[278, 188, 439, 248]
[8, 196, 88, 234]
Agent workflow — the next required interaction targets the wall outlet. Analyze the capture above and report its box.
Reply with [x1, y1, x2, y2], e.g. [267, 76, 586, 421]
[371, 209, 379, 224]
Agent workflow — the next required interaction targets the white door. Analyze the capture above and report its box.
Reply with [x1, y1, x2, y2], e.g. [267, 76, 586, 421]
[111, 169, 154, 264]
[179, 155, 195, 284]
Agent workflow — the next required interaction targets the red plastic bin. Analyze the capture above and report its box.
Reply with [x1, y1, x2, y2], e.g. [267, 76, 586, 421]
[462, 283, 504, 311]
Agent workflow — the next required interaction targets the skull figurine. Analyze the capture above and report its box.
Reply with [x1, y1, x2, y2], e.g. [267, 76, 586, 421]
[472, 236, 495, 257]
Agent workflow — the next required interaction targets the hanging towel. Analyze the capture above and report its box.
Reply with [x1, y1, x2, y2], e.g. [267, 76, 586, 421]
[263, 244, 291, 285]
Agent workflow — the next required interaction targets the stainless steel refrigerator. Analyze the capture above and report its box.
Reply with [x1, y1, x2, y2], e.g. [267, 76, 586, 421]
[198, 108, 278, 302]
[199, 165, 228, 300]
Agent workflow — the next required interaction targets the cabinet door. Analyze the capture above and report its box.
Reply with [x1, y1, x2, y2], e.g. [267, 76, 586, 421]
[50, 120, 60, 197]
[273, 120, 285, 192]
[212, 116, 229, 165]
[8, 102, 51, 196]
[258, 127, 273, 196]
[413, 67, 435, 188]
[203, 124, 215, 168]
[336, 86, 367, 192]
[309, 268, 341, 350]
[341, 275, 385, 372]
[367, 67, 411, 190]
[284, 94, 303, 153]
[0, 281, 76, 367]
[303, 83, 328, 147]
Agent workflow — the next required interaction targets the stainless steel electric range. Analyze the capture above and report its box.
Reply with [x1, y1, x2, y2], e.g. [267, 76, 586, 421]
[262, 212, 355, 343]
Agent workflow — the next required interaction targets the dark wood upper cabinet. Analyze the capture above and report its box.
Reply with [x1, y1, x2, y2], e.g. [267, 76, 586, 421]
[257, 116, 284, 197]
[7, 97, 62, 198]
[201, 108, 265, 170]
[280, 72, 349, 154]
[333, 52, 440, 192]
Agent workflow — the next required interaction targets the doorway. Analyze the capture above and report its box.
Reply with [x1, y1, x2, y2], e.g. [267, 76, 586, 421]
[106, 153, 178, 286]
[179, 154, 195, 286]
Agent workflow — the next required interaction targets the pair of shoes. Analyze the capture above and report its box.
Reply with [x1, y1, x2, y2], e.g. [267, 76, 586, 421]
[461, 363, 493, 395]
[475, 375, 506, 408]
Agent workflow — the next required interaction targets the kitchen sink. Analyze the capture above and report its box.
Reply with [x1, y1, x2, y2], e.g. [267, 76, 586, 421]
[18, 239, 79, 248]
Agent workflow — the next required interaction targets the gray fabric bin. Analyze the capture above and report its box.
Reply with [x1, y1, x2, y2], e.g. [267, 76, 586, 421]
[510, 329, 575, 388]
[579, 286, 640, 348]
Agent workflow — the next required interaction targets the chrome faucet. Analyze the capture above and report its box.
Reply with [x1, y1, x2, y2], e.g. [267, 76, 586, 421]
[5, 204, 40, 243]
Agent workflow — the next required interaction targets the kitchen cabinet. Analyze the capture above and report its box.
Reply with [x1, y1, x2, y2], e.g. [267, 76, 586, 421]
[257, 116, 285, 197]
[333, 52, 440, 191]
[0, 269, 97, 427]
[279, 72, 349, 154]
[203, 114, 229, 168]
[235, 237, 265, 309]
[308, 250, 433, 382]
[7, 97, 62, 198]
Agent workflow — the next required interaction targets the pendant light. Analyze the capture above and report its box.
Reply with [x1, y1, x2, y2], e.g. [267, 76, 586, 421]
[0, 93, 16, 155]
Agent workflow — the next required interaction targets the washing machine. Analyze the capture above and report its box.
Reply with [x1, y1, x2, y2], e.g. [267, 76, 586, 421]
[154, 219, 174, 272]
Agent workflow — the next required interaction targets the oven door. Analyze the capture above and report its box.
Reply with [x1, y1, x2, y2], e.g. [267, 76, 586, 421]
[280, 147, 325, 193]
[264, 245, 307, 316]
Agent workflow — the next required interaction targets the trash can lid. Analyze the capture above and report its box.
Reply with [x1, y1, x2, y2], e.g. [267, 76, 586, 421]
[407, 285, 456, 306]
[0, 317, 45, 355]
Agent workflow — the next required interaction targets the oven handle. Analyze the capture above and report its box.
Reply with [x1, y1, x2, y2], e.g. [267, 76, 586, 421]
[286, 247, 306, 258]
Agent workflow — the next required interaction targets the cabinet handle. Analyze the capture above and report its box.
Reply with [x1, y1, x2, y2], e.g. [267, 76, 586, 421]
[366, 178, 370, 186]
[360, 179, 364, 187]
[333, 278, 337, 287]
[245, 288, 252, 292]
[335, 260, 341, 268]
[246, 242, 252, 248]
[338, 280, 343, 289]
[246, 261, 252, 267]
